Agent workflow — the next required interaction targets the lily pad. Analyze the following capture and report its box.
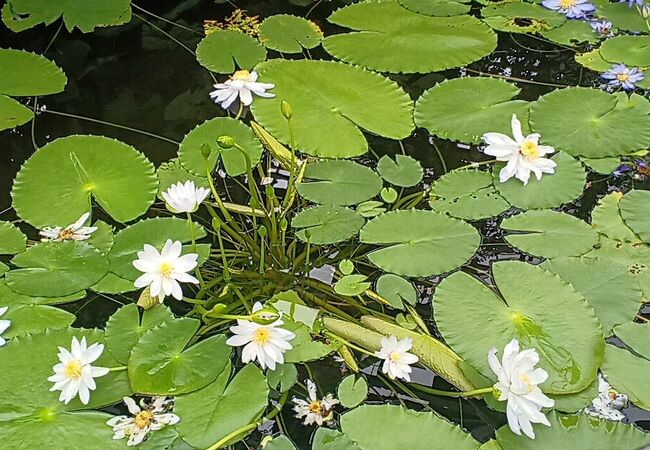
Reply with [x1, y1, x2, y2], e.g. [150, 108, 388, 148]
[195, 30, 267, 73]
[334, 274, 371, 296]
[594, 0, 647, 33]
[12, 135, 158, 228]
[251, 59, 414, 158]
[542, 256, 642, 335]
[493, 152, 586, 210]
[338, 375, 368, 408]
[613, 322, 650, 360]
[128, 318, 231, 395]
[291, 205, 365, 245]
[529, 87, 650, 158]
[481, 2, 566, 34]
[415, 77, 530, 144]
[429, 169, 510, 220]
[359, 210, 480, 277]
[0, 94, 32, 131]
[399, 0, 471, 16]
[258, 15, 323, 53]
[6, 242, 109, 297]
[296, 160, 383, 206]
[1, 0, 131, 32]
[0, 220, 26, 254]
[375, 273, 417, 309]
[157, 158, 209, 198]
[0, 304, 75, 339]
[376, 155, 423, 187]
[601, 344, 650, 411]
[599, 35, 650, 68]
[579, 156, 620, 174]
[540, 20, 599, 46]
[501, 210, 599, 258]
[619, 190, 650, 243]
[178, 117, 263, 177]
[434, 261, 604, 394]
[0, 279, 85, 306]
[591, 192, 640, 243]
[0, 48, 67, 96]
[323, 0, 497, 73]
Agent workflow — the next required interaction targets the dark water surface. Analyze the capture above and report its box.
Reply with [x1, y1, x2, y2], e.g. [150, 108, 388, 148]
[2, 0, 650, 446]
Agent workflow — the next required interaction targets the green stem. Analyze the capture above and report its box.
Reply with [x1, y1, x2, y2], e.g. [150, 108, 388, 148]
[282, 116, 297, 210]
[108, 366, 127, 372]
[186, 212, 205, 288]
[234, 101, 244, 120]
[410, 384, 493, 398]
[454, 160, 497, 171]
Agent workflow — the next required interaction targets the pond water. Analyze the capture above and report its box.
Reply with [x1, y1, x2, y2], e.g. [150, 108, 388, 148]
[2, 0, 650, 448]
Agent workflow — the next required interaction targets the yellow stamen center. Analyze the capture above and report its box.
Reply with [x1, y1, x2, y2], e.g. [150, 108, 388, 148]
[159, 262, 173, 277]
[64, 360, 83, 379]
[520, 140, 539, 159]
[232, 70, 251, 80]
[309, 401, 323, 415]
[253, 327, 271, 344]
[58, 229, 76, 240]
[519, 373, 535, 393]
[617, 73, 629, 82]
[134, 410, 155, 429]
[389, 351, 402, 362]
[559, 0, 576, 8]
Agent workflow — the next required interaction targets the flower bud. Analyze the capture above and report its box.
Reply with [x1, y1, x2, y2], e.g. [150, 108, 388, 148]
[250, 307, 280, 325]
[200, 143, 212, 160]
[491, 387, 501, 400]
[217, 135, 235, 149]
[281, 100, 293, 119]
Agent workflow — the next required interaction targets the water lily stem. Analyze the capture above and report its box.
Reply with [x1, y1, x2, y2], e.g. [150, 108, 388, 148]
[234, 101, 244, 120]
[282, 115, 297, 210]
[186, 212, 205, 288]
[410, 384, 493, 398]
[455, 159, 497, 171]
[108, 366, 127, 372]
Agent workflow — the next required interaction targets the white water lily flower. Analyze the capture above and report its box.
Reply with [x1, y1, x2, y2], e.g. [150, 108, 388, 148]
[47, 336, 109, 405]
[132, 240, 199, 302]
[107, 396, 180, 446]
[0, 306, 10, 347]
[210, 70, 275, 109]
[292, 379, 339, 426]
[39, 212, 97, 242]
[374, 335, 419, 381]
[488, 339, 555, 439]
[482, 114, 557, 185]
[161, 180, 210, 214]
[226, 302, 296, 370]
[584, 373, 628, 421]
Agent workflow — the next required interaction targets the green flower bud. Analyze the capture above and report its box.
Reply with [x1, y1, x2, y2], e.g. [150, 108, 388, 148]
[281, 100, 293, 119]
[217, 135, 235, 149]
[200, 143, 212, 160]
[491, 387, 501, 400]
[250, 307, 280, 325]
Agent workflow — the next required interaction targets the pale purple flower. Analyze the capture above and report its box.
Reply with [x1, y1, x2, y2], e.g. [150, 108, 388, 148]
[620, 0, 645, 8]
[542, 0, 595, 18]
[601, 64, 645, 91]
[589, 20, 614, 38]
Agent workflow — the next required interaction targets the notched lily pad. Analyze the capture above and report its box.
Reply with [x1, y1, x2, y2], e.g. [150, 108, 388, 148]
[258, 14, 323, 53]
[292, 205, 365, 245]
[196, 30, 266, 73]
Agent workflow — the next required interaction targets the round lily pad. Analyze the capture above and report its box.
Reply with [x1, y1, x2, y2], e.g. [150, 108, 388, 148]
[251, 59, 414, 158]
[258, 15, 323, 53]
[595, 1, 647, 33]
[376, 155, 423, 187]
[619, 190, 650, 243]
[601, 344, 650, 411]
[0, 94, 32, 131]
[323, 1, 497, 73]
[493, 152, 586, 210]
[540, 20, 599, 46]
[375, 274, 417, 309]
[529, 87, 650, 158]
[11, 135, 158, 228]
[196, 30, 266, 73]
[6, 242, 109, 297]
[0, 279, 85, 306]
[359, 210, 480, 277]
[291, 205, 365, 245]
[591, 192, 640, 243]
[599, 35, 650, 68]
[481, 2, 566, 34]
[0, 48, 67, 96]
[0, 220, 26, 254]
[399, 0, 471, 16]
[334, 274, 371, 296]
[296, 160, 383, 205]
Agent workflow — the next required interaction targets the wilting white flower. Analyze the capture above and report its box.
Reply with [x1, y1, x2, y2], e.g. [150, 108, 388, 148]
[107, 396, 180, 446]
[161, 180, 210, 214]
[39, 212, 97, 242]
[482, 114, 557, 185]
[133, 240, 199, 302]
[210, 70, 275, 109]
[47, 336, 109, 405]
[0, 307, 10, 347]
[374, 335, 419, 381]
[584, 373, 628, 421]
[488, 339, 555, 439]
[292, 379, 339, 426]
[226, 302, 295, 370]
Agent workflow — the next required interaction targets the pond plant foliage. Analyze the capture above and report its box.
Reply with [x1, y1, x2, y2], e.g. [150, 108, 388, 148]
[2, 0, 650, 448]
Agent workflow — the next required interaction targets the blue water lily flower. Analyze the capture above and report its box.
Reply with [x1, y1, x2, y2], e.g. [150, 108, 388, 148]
[601, 64, 645, 91]
[620, 0, 645, 8]
[542, 0, 596, 18]
[589, 20, 614, 37]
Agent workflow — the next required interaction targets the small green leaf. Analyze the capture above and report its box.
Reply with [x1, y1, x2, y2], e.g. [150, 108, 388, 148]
[195, 30, 266, 73]
[0, 94, 32, 131]
[375, 273, 417, 310]
[338, 375, 368, 408]
[267, 364, 298, 392]
[0, 220, 26, 254]
[0, 48, 66, 96]
[338, 259, 355, 276]
[258, 14, 323, 53]
[292, 205, 365, 245]
[376, 154, 423, 187]
[334, 274, 371, 296]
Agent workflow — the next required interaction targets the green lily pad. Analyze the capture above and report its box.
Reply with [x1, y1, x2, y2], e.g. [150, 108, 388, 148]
[613, 322, 650, 360]
[1, 0, 131, 32]
[90, 272, 136, 294]
[322, 0, 497, 73]
[258, 14, 323, 53]
[0, 48, 67, 96]
[292, 205, 365, 245]
[429, 169, 510, 220]
[579, 156, 620, 174]
[340, 404, 479, 450]
[591, 192, 640, 243]
[266, 363, 298, 393]
[12, 135, 158, 228]
[128, 318, 231, 395]
[399, 0, 471, 16]
[540, 20, 599, 46]
[599, 35, 650, 68]
[594, 0, 647, 33]
[493, 152, 586, 210]
[6, 242, 109, 297]
[338, 375, 368, 408]
[359, 210, 480, 277]
[575, 48, 612, 73]
[296, 160, 383, 206]
[178, 117, 263, 177]
[481, 2, 565, 34]
[501, 210, 599, 258]
[542, 256, 642, 335]
[312, 428, 361, 450]
[619, 190, 650, 243]
[415, 77, 530, 144]
[375, 273, 417, 309]
[176, 364, 269, 449]
[434, 261, 604, 394]
[251, 59, 414, 158]
[107, 217, 207, 281]
[195, 30, 266, 73]
[601, 344, 650, 410]
[376, 155, 423, 187]
[529, 87, 650, 158]
[0, 304, 75, 339]
[0, 220, 26, 254]
[334, 274, 371, 296]
[0, 94, 32, 131]
[84, 220, 114, 255]
[0, 279, 85, 306]
[157, 158, 209, 199]
[283, 318, 338, 363]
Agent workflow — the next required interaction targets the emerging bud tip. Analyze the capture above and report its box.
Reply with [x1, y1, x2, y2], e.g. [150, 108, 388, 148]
[217, 135, 235, 149]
